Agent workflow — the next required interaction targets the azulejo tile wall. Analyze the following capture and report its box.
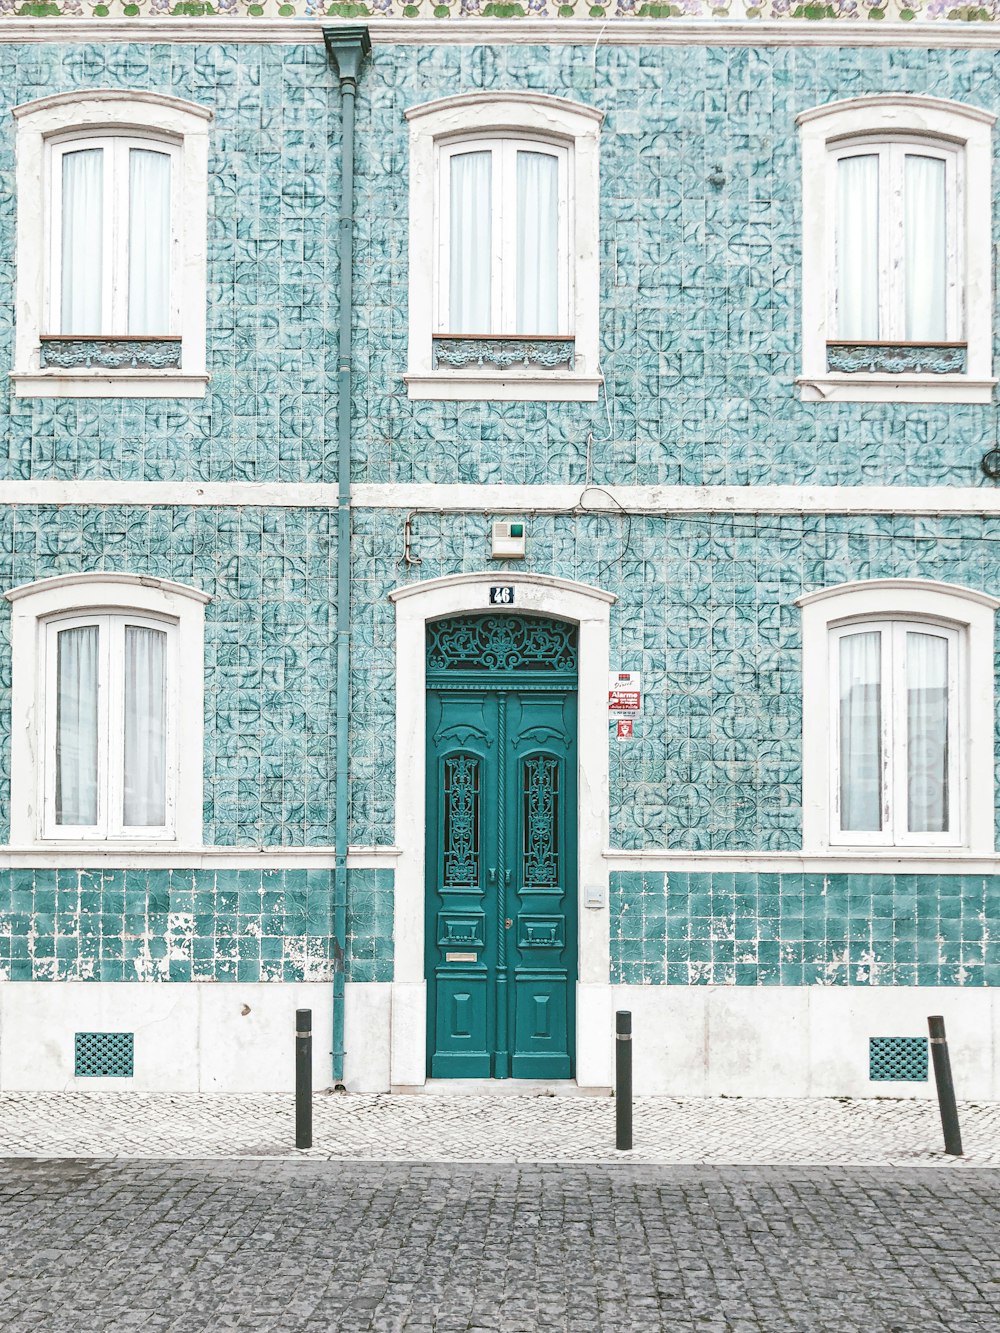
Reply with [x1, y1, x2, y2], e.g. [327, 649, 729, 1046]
[609, 871, 1000, 988]
[350, 42, 1000, 490]
[0, 42, 999, 487]
[0, 41, 343, 485]
[0, 503, 998, 981]
[1, 35, 999, 998]
[357, 509, 1000, 853]
[0, 505, 341, 847]
[0, 866, 392, 984]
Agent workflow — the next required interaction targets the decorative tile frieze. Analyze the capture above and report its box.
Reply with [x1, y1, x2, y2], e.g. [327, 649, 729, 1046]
[826, 343, 968, 375]
[432, 337, 575, 371]
[39, 338, 183, 371]
[0, 1, 995, 21]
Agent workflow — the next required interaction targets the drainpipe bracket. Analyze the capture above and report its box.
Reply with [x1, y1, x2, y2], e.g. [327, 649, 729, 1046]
[323, 26, 372, 85]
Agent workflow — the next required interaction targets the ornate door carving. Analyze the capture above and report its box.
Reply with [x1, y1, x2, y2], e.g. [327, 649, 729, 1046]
[425, 615, 578, 1079]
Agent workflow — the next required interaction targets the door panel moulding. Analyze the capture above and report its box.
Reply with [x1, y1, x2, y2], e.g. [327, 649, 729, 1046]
[425, 617, 579, 1080]
[389, 571, 614, 1089]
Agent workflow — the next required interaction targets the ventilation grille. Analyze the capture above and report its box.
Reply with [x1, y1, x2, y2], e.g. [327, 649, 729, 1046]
[75, 1032, 134, 1078]
[869, 1037, 928, 1082]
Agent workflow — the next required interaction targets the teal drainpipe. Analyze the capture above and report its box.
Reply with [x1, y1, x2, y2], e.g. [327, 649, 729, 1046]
[324, 24, 370, 1085]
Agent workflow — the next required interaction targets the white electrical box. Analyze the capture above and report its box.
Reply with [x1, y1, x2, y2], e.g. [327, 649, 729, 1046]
[491, 520, 526, 559]
[584, 884, 607, 909]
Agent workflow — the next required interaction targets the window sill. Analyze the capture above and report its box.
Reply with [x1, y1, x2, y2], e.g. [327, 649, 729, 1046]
[797, 373, 996, 404]
[405, 371, 602, 402]
[14, 839, 184, 854]
[11, 370, 209, 399]
[823, 841, 968, 854]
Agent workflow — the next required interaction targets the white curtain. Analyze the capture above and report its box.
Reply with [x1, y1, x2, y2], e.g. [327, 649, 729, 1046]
[129, 148, 171, 335]
[516, 150, 559, 335]
[449, 151, 492, 333]
[123, 625, 167, 827]
[905, 154, 947, 342]
[837, 154, 879, 341]
[907, 631, 949, 833]
[839, 631, 882, 832]
[56, 625, 99, 826]
[61, 148, 104, 335]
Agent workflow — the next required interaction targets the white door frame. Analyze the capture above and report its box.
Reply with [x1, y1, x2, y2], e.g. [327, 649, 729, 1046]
[388, 572, 616, 1086]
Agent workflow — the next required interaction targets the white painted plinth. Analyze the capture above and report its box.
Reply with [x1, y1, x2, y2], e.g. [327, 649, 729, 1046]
[0, 981, 391, 1093]
[611, 984, 1000, 1099]
[1, 980, 995, 1097]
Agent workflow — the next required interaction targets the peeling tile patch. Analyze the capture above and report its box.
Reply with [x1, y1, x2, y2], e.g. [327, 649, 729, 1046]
[610, 871, 1000, 987]
[0, 867, 393, 984]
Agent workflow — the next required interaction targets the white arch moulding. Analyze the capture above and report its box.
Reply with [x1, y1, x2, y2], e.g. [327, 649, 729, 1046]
[387, 571, 616, 1089]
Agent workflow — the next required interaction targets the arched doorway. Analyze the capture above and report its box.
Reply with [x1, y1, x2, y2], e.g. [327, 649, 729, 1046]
[424, 613, 578, 1079]
[387, 572, 615, 1089]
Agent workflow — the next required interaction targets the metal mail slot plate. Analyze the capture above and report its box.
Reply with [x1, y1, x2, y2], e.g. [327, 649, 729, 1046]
[446, 951, 477, 963]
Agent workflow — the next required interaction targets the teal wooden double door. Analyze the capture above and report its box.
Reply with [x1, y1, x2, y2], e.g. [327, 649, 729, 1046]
[425, 614, 578, 1079]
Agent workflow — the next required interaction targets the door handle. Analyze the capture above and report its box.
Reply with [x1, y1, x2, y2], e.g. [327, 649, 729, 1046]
[504, 871, 511, 887]
[488, 868, 496, 886]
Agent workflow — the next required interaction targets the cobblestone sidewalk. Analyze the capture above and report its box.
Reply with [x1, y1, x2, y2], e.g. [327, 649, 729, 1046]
[1, 1091, 999, 1165]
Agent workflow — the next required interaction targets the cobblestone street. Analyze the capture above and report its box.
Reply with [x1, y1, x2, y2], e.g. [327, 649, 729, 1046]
[0, 1159, 998, 1332]
[3, 1094, 999, 1331]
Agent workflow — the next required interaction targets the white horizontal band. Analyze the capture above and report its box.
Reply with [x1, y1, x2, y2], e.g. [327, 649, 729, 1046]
[602, 848, 1000, 874]
[0, 845, 401, 869]
[4, 19, 1000, 50]
[2, 843, 995, 874]
[2, 479, 1000, 515]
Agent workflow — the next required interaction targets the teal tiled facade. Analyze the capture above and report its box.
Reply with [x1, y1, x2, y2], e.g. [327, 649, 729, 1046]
[610, 871, 1000, 988]
[0, 42, 999, 488]
[0, 32, 997, 999]
[360, 510, 1000, 854]
[0, 866, 393, 984]
[0, 505, 341, 847]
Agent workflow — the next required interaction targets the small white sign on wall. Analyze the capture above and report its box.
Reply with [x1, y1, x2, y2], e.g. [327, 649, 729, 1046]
[608, 671, 641, 715]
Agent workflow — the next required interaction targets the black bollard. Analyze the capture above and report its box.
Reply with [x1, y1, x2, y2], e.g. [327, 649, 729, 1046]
[615, 1009, 633, 1151]
[295, 1008, 313, 1150]
[927, 1015, 963, 1157]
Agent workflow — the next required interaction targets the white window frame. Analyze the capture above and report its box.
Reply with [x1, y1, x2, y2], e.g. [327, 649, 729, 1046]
[12, 90, 212, 399]
[797, 95, 995, 403]
[4, 573, 210, 848]
[405, 92, 603, 402]
[436, 135, 572, 337]
[828, 619, 962, 848]
[42, 611, 178, 841]
[797, 579, 999, 855]
[826, 137, 962, 343]
[48, 133, 181, 339]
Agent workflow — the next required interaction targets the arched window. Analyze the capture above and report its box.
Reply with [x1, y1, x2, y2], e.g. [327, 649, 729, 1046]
[12, 90, 211, 398]
[5, 573, 209, 845]
[797, 580, 998, 853]
[49, 132, 179, 340]
[405, 93, 602, 402]
[797, 95, 995, 403]
[438, 133, 571, 339]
